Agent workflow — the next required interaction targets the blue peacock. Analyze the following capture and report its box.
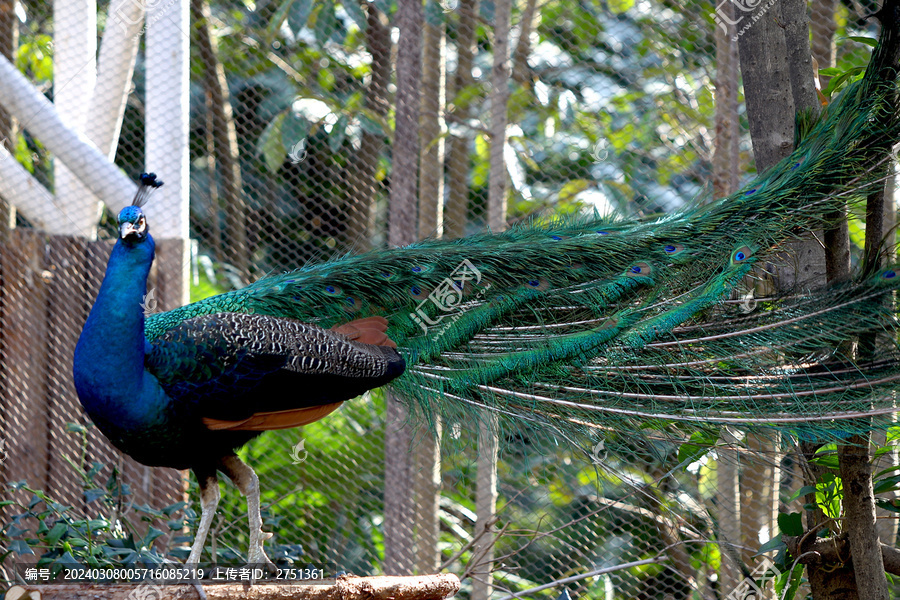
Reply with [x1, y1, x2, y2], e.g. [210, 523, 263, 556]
[75, 3, 900, 568]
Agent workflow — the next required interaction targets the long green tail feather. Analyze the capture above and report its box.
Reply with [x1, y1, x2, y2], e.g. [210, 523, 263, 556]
[145, 4, 900, 442]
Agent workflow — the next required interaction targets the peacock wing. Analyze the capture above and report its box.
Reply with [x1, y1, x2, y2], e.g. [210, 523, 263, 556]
[145, 313, 405, 431]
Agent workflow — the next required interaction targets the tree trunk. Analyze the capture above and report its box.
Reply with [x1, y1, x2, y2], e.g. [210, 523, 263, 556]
[191, 0, 247, 282]
[811, 0, 839, 88]
[511, 0, 538, 86]
[470, 2, 511, 597]
[712, 11, 743, 594]
[384, 0, 422, 577]
[444, 0, 479, 238]
[418, 1, 445, 238]
[486, 0, 510, 232]
[712, 0, 740, 200]
[346, 2, 391, 249]
[736, 1, 873, 598]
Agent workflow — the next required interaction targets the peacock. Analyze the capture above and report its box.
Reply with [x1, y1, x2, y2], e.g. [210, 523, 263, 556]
[74, 2, 900, 569]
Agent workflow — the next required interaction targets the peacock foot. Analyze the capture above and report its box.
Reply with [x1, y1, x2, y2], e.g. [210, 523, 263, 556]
[248, 529, 276, 573]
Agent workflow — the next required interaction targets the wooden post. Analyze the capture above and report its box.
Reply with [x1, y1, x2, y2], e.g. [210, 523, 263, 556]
[0, 231, 51, 496]
[53, 0, 98, 238]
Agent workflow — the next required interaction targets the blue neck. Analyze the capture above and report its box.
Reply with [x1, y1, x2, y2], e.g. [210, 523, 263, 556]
[74, 235, 156, 424]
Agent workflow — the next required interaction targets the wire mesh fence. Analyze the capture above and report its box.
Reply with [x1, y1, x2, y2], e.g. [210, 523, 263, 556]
[0, 0, 898, 599]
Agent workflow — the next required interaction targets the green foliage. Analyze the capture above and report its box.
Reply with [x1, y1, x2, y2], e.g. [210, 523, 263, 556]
[0, 469, 185, 579]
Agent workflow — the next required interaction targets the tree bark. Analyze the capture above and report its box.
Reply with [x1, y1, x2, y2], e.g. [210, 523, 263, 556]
[811, 0, 839, 88]
[346, 2, 391, 249]
[736, 1, 871, 598]
[418, 1, 445, 238]
[445, 0, 479, 239]
[487, 0, 511, 231]
[511, 0, 538, 86]
[384, 0, 422, 577]
[712, 0, 740, 200]
[191, 0, 247, 282]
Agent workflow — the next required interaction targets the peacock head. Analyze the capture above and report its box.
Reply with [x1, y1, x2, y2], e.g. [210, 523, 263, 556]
[117, 173, 163, 244]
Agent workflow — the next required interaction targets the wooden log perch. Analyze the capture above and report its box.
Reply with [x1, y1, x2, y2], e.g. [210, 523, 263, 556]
[14, 573, 462, 600]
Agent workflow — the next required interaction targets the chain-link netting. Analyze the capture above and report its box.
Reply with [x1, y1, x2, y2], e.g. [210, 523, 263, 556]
[1, 0, 898, 599]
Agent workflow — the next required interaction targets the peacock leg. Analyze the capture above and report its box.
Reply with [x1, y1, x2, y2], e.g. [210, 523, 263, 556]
[187, 470, 220, 565]
[220, 455, 276, 570]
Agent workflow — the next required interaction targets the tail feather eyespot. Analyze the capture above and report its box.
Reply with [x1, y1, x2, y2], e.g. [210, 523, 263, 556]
[731, 246, 754, 264]
[626, 262, 652, 277]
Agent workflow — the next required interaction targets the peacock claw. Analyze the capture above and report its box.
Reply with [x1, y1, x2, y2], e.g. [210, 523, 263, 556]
[247, 527, 277, 574]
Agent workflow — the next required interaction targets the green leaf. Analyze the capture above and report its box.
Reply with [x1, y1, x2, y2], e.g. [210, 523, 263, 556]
[9, 539, 34, 555]
[84, 488, 106, 504]
[289, 0, 316, 33]
[887, 425, 900, 444]
[314, 1, 339, 46]
[258, 112, 288, 172]
[167, 519, 185, 531]
[789, 485, 817, 502]
[162, 502, 187, 516]
[677, 430, 718, 466]
[822, 66, 866, 98]
[329, 115, 349, 152]
[845, 36, 877, 47]
[816, 473, 843, 519]
[6, 523, 28, 538]
[46, 521, 68, 546]
[282, 113, 309, 155]
[876, 499, 900, 513]
[809, 444, 838, 469]
[557, 179, 592, 204]
[132, 504, 165, 518]
[142, 527, 164, 548]
[775, 563, 805, 600]
[873, 475, 900, 495]
[777, 512, 803, 536]
[756, 536, 785, 555]
[342, 0, 367, 28]
[608, 0, 634, 15]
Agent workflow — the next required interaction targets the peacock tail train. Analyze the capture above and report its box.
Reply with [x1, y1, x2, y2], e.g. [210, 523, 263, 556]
[145, 5, 900, 445]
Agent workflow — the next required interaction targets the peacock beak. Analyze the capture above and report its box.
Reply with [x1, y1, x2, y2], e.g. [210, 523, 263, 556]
[119, 216, 147, 241]
[119, 222, 138, 239]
